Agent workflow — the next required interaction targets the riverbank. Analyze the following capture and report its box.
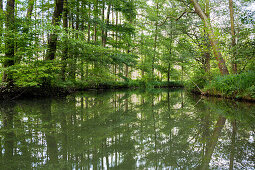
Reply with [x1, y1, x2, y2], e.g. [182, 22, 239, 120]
[0, 80, 184, 100]
[188, 71, 255, 102]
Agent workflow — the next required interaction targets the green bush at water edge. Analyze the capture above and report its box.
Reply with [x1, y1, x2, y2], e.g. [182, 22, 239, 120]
[203, 71, 255, 99]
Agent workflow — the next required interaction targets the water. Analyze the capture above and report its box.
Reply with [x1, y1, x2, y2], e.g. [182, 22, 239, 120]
[0, 89, 254, 170]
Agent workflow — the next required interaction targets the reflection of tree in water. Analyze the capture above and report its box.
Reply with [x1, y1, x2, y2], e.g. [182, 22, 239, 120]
[0, 102, 15, 169]
[0, 90, 254, 169]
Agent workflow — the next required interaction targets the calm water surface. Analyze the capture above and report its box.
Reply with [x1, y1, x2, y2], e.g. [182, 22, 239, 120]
[0, 89, 254, 169]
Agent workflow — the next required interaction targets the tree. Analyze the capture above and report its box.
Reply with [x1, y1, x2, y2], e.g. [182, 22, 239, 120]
[190, 0, 229, 75]
[229, 0, 237, 74]
[2, 0, 15, 84]
[61, 0, 68, 81]
[27, 0, 35, 18]
[46, 0, 64, 60]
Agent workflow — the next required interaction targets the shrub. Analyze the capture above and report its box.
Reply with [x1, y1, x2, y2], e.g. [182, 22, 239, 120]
[204, 71, 255, 99]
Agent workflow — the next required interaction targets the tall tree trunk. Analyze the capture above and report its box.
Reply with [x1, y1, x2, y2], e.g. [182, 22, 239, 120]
[204, 0, 211, 73]
[116, 11, 118, 45]
[191, 0, 229, 75]
[167, 63, 170, 83]
[88, 3, 91, 42]
[229, 0, 237, 74]
[168, 21, 173, 83]
[125, 50, 130, 79]
[152, 2, 159, 80]
[45, 0, 64, 60]
[101, 0, 105, 46]
[3, 0, 15, 84]
[94, 0, 98, 42]
[0, 0, 4, 37]
[75, 0, 79, 39]
[103, 1, 112, 47]
[26, 0, 35, 18]
[69, 0, 79, 81]
[61, 0, 68, 81]
[0, 0, 2, 15]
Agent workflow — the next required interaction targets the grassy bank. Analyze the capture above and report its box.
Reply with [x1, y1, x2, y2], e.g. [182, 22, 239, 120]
[186, 71, 255, 101]
[203, 72, 255, 101]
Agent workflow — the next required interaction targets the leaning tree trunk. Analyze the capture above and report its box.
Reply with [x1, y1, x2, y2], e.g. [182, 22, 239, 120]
[229, 0, 237, 74]
[45, 0, 64, 60]
[2, 0, 15, 85]
[191, 0, 229, 75]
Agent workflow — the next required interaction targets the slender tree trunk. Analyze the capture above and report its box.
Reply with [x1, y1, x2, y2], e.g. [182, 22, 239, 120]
[112, 7, 114, 40]
[229, 0, 237, 74]
[168, 21, 173, 83]
[204, 0, 211, 73]
[116, 11, 118, 45]
[101, 0, 105, 46]
[61, 0, 68, 81]
[3, 0, 15, 84]
[152, 2, 159, 80]
[167, 63, 170, 83]
[45, 0, 64, 60]
[26, 0, 35, 18]
[69, 0, 79, 81]
[103, 1, 112, 47]
[191, 0, 229, 75]
[94, 0, 98, 42]
[204, 52, 211, 72]
[0, 0, 3, 37]
[75, 0, 79, 39]
[88, 3, 91, 42]
[125, 50, 130, 79]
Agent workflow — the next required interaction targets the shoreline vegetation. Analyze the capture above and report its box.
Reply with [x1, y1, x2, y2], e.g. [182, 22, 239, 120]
[0, 1, 254, 102]
[187, 71, 255, 102]
[1, 74, 254, 102]
[0, 81, 184, 100]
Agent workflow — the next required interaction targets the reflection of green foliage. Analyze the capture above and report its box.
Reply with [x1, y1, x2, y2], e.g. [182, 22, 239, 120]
[0, 90, 254, 169]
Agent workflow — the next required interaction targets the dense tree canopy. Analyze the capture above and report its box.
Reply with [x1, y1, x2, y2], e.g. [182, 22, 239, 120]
[0, 0, 254, 97]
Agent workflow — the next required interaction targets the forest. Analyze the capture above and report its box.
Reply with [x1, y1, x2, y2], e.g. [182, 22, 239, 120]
[0, 0, 255, 169]
[0, 0, 254, 100]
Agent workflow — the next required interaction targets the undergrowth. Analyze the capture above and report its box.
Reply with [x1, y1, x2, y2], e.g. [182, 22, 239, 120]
[203, 71, 255, 99]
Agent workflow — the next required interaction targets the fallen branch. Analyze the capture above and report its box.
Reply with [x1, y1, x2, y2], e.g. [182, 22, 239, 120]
[183, 71, 204, 94]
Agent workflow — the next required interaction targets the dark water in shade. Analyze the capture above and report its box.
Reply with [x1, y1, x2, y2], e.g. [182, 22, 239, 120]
[0, 89, 254, 170]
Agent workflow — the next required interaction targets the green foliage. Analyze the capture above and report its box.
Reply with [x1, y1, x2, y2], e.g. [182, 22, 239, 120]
[11, 61, 61, 87]
[204, 71, 255, 99]
[0, 0, 254, 100]
[185, 69, 210, 92]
